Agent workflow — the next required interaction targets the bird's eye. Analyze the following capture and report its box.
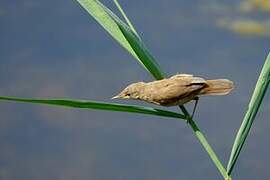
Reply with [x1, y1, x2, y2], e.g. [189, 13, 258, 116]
[126, 93, 131, 96]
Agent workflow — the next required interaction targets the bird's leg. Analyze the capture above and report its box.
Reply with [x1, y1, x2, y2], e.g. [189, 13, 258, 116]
[191, 97, 199, 119]
[185, 97, 199, 124]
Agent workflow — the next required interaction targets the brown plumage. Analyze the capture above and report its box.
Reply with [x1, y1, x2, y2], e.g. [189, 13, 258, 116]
[112, 74, 234, 106]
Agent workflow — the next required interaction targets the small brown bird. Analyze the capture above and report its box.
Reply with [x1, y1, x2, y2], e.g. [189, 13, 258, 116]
[112, 74, 234, 107]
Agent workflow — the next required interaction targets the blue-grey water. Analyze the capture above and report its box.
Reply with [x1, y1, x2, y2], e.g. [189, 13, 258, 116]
[0, 0, 270, 179]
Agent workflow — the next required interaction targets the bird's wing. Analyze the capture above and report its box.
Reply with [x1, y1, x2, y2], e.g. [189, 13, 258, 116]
[144, 75, 206, 105]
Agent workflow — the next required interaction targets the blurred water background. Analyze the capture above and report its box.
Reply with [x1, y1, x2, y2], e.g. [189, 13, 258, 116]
[0, 0, 270, 179]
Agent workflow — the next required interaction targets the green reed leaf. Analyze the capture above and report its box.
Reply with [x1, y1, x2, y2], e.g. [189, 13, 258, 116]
[0, 96, 187, 120]
[76, 0, 165, 80]
[227, 52, 270, 175]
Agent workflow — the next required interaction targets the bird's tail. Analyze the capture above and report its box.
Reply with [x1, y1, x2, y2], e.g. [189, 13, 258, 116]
[199, 79, 234, 96]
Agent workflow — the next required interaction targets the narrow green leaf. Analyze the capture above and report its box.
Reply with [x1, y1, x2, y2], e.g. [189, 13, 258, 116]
[113, 0, 139, 37]
[76, 0, 165, 80]
[227, 52, 270, 175]
[188, 119, 230, 180]
[179, 106, 230, 179]
[117, 22, 165, 80]
[0, 96, 187, 120]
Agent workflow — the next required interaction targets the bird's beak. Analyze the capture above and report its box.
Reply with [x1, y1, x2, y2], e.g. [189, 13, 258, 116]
[112, 92, 130, 99]
[111, 95, 120, 99]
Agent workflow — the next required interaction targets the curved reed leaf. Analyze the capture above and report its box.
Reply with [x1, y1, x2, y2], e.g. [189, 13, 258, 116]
[113, 0, 139, 37]
[227, 52, 270, 175]
[76, 0, 165, 80]
[0, 96, 187, 120]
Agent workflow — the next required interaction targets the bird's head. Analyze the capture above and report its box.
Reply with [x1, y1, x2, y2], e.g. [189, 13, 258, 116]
[112, 82, 146, 100]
